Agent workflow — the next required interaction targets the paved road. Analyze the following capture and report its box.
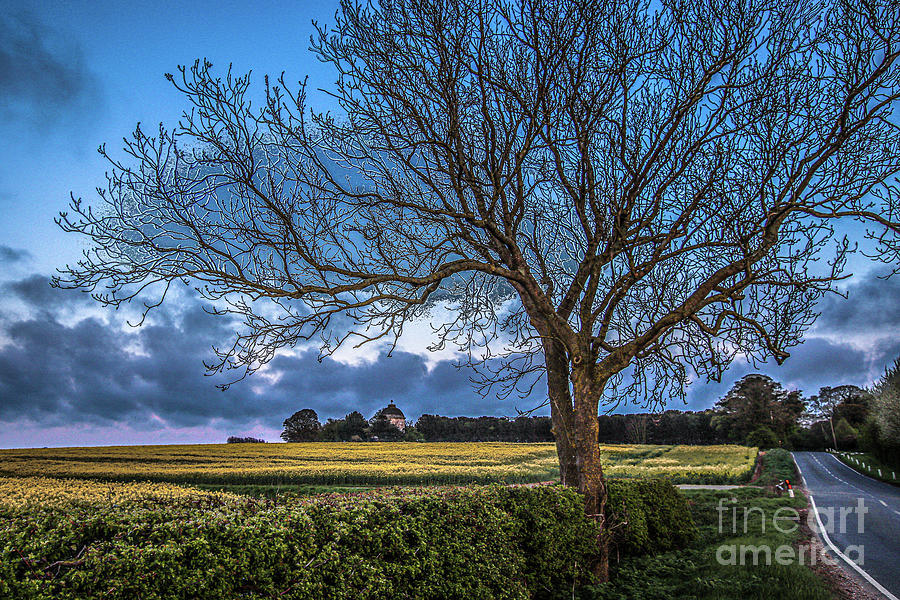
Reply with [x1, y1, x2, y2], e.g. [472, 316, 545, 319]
[793, 451, 900, 599]
[677, 484, 748, 490]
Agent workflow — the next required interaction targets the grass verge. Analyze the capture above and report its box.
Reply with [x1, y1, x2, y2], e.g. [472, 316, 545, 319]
[576, 488, 833, 600]
[755, 448, 798, 487]
[830, 451, 900, 486]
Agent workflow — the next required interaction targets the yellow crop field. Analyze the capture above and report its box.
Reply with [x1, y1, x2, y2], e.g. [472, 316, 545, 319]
[0, 476, 239, 511]
[0, 442, 562, 486]
[600, 444, 757, 484]
[0, 442, 756, 488]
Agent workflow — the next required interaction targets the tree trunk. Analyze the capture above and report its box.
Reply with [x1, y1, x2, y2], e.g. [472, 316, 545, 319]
[544, 340, 578, 486]
[572, 365, 610, 582]
[539, 330, 611, 582]
[830, 416, 838, 450]
[551, 405, 578, 486]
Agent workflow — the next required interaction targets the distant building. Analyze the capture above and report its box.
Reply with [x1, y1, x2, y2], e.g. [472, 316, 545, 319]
[379, 402, 406, 431]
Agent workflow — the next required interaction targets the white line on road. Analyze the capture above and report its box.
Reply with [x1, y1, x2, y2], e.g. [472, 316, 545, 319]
[808, 494, 899, 600]
[813, 454, 882, 504]
[794, 453, 899, 600]
[822, 454, 900, 511]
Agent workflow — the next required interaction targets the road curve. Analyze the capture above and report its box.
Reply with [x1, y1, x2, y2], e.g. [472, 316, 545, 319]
[793, 451, 900, 599]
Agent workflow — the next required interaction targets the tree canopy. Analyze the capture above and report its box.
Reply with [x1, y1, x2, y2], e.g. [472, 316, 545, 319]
[369, 412, 404, 441]
[712, 374, 804, 444]
[281, 409, 321, 442]
[806, 385, 870, 449]
[866, 355, 900, 464]
[54, 0, 900, 579]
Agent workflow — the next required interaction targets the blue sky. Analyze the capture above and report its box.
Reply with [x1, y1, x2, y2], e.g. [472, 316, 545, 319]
[1, 1, 898, 447]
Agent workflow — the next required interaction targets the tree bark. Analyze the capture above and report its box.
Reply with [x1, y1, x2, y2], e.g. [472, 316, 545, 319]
[571, 365, 610, 582]
[544, 340, 578, 486]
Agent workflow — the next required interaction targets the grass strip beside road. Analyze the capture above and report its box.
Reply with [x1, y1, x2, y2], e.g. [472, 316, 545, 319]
[580, 488, 833, 600]
[830, 451, 900, 487]
[755, 448, 799, 487]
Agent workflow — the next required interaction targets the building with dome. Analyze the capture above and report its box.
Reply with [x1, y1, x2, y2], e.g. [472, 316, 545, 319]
[378, 402, 406, 432]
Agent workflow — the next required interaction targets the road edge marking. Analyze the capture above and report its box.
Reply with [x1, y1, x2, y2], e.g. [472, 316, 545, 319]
[793, 453, 899, 600]
[826, 452, 897, 492]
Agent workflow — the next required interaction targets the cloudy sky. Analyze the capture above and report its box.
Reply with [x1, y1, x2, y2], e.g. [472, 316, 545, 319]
[1, 1, 898, 448]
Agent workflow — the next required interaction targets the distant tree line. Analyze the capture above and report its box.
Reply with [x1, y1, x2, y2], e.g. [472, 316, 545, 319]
[415, 415, 553, 442]
[599, 372, 880, 452]
[226, 436, 266, 444]
[597, 411, 724, 445]
[275, 389, 861, 446]
[276, 353, 900, 458]
[281, 408, 422, 443]
[279, 407, 554, 443]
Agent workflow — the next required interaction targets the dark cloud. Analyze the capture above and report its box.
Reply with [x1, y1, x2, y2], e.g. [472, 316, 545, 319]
[0, 303, 288, 428]
[3, 274, 92, 310]
[815, 269, 900, 334]
[266, 351, 511, 421]
[776, 338, 872, 388]
[0, 245, 31, 263]
[683, 335, 892, 410]
[0, 12, 101, 127]
[3, 266, 900, 441]
[0, 275, 518, 436]
[678, 269, 900, 409]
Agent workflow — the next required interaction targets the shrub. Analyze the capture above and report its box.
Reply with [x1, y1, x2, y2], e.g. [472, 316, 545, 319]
[605, 479, 697, 558]
[858, 420, 880, 456]
[788, 425, 827, 450]
[865, 355, 900, 468]
[746, 426, 778, 449]
[499, 486, 607, 597]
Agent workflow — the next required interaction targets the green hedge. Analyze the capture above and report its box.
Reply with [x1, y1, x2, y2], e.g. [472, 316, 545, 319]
[1, 482, 696, 600]
[605, 479, 697, 557]
[1, 486, 596, 600]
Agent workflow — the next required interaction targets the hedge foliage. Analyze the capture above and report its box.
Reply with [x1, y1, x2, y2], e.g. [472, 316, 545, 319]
[605, 479, 697, 557]
[0, 482, 696, 599]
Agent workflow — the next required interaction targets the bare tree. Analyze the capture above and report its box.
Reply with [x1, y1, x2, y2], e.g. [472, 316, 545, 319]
[54, 0, 900, 578]
[624, 414, 649, 444]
